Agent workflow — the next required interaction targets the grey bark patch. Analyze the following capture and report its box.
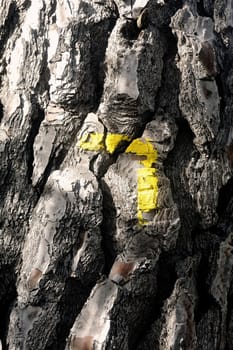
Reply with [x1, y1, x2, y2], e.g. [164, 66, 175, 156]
[0, 0, 233, 349]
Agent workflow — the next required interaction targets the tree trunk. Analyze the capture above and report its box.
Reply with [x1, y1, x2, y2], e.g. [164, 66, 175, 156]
[0, 0, 233, 349]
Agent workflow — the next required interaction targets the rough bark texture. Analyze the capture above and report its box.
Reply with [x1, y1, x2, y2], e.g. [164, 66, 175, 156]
[0, 0, 233, 349]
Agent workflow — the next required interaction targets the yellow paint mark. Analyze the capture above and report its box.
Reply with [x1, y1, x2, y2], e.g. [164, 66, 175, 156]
[125, 138, 157, 167]
[137, 168, 158, 225]
[78, 133, 130, 154]
[106, 134, 130, 154]
[78, 132, 158, 225]
[78, 133, 104, 151]
[126, 139, 158, 225]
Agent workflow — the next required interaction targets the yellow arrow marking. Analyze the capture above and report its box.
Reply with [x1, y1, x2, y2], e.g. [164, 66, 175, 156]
[78, 133, 158, 225]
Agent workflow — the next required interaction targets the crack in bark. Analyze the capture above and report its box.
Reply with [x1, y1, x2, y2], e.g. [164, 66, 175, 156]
[26, 106, 45, 184]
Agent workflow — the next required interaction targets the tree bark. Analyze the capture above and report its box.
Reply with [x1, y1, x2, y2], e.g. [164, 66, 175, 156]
[0, 0, 233, 349]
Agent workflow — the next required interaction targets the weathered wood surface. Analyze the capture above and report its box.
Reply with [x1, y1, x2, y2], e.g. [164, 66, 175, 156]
[0, 0, 233, 349]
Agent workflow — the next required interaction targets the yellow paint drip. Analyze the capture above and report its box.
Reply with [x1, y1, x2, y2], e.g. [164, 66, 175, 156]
[105, 134, 130, 154]
[78, 133, 104, 151]
[78, 132, 158, 225]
